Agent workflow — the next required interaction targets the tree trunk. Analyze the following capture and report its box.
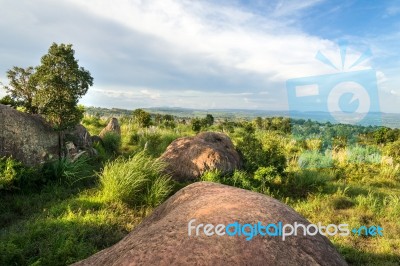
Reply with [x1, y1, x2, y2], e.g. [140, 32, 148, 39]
[58, 130, 64, 160]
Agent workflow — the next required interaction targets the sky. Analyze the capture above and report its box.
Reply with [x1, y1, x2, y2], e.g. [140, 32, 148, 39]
[0, 0, 400, 112]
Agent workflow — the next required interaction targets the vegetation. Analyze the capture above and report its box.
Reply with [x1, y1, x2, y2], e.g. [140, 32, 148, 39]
[2, 66, 38, 113]
[1, 104, 400, 265]
[99, 152, 172, 208]
[33, 43, 93, 131]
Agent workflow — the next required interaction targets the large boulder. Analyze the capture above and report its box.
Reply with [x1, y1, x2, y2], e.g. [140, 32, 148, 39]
[99, 117, 121, 139]
[73, 182, 347, 266]
[160, 132, 242, 181]
[65, 124, 93, 149]
[0, 104, 59, 166]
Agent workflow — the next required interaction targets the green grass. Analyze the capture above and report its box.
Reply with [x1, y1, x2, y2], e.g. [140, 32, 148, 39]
[99, 151, 172, 208]
[0, 185, 141, 266]
[1, 114, 399, 265]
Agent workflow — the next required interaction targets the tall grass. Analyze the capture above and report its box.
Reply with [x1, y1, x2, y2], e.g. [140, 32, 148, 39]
[99, 152, 172, 208]
[101, 132, 121, 155]
[43, 156, 93, 186]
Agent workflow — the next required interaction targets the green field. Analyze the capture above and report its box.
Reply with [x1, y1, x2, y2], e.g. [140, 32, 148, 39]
[1, 109, 400, 265]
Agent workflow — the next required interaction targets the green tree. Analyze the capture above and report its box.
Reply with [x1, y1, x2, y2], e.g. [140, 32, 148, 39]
[204, 114, 214, 127]
[253, 117, 263, 129]
[0, 95, 17, 107]
[32, 43, 93, 158]
[2, 66, 38, 113]
[33, 43, 93, 131]
[191, 118, 202, 133]
[133, 108, 151, 127]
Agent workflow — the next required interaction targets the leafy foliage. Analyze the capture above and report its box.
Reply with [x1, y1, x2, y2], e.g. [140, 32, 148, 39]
[1, 66, 38, 113]
[33, 43, 93, 131]
[132, 109, 151, 128]
[0, 157, 23, 190]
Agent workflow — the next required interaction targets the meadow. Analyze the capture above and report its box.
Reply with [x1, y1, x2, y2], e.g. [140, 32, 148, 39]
[1, 110, 399, 265]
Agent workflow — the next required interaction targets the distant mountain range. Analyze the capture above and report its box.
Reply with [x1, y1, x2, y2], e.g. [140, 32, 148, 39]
[85, 106, 400, 128]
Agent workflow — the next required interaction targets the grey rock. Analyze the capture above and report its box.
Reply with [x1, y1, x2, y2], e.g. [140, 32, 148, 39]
[0, 104, 59, 166]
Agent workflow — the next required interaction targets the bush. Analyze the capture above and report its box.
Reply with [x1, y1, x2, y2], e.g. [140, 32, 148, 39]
[229, 170, 254, 190]
[129, 132, 140, 145]
[254, 166, 279, 194]
[138, 131, 178, 157]
[201, 170, 223, 183]
[384, 140, 400, 163]
[0, 157, 22, 190]
[99, 152, 172, 208]
[298, 150, 333, 169]
[284, 169, 329, 198]
[347, 145, 381, 164]
[93, 142, 108, 162]
[235, 132, 286, 174]
[102, 132, 121, 154]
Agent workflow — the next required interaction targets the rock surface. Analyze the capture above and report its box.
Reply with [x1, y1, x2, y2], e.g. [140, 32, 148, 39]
[99, 117, 121, 139]
[74, 182, 347, 266]
[0, 104, 59, 165]
[65, 124, 93, 149]
[160, 132, 242, 181]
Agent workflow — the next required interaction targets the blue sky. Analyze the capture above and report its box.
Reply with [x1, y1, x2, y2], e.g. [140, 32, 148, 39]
[0, 0, 399, 112]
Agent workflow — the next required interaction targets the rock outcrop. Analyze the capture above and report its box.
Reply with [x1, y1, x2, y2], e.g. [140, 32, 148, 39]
[65, 124, 93, 149]
[99, 117, 121, 139]
[0, 104, 59, 165]
[74, 182, 347, 266]
[159, 132, 242, 182]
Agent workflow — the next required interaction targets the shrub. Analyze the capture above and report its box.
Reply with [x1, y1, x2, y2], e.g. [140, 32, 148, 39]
[201, 170, 223, 183]
[384, 140, 400, 163]
[235, 133, 267, 172]
[93, 142, 108, 162]
[283, 169, 329, 198]
[346, 145, 381, 164]
[235, 131, 286, 174]
[298, 150, 333, 169]
[0, 157, 22, 190]
[138, 131, 178, 157]
[230, 170, 253, 190]
[102, 132, 121, 154]
[254, 166, 279, 194]
[99, 152, 172, 208]
[129, 132, 140, 145]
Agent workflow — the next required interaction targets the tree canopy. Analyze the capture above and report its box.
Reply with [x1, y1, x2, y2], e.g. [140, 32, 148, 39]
[2, 66, 38, 113]
[1, 43, 93, 132]
[33, 43, 93, 131]
[132, 108, 151, 127]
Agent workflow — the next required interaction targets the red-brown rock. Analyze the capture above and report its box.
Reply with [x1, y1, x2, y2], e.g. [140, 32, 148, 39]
[159, 132, 242, 181]
[73, 182, 347, 266]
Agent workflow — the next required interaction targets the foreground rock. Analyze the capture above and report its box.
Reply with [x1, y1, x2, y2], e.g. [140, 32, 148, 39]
[74, 182, 347, 266]
[0, 104, 59, 165]
[65, 124, 95, 159]
[99, 117, 121, 139]
[160, 132, 242, 181]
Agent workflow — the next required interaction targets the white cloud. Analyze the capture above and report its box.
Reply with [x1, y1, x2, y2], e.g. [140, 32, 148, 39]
[1, 0, 398, 112]
[66, 0, 352, 82]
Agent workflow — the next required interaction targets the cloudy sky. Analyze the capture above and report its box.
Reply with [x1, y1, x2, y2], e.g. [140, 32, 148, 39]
[0, 0, 400, 112]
